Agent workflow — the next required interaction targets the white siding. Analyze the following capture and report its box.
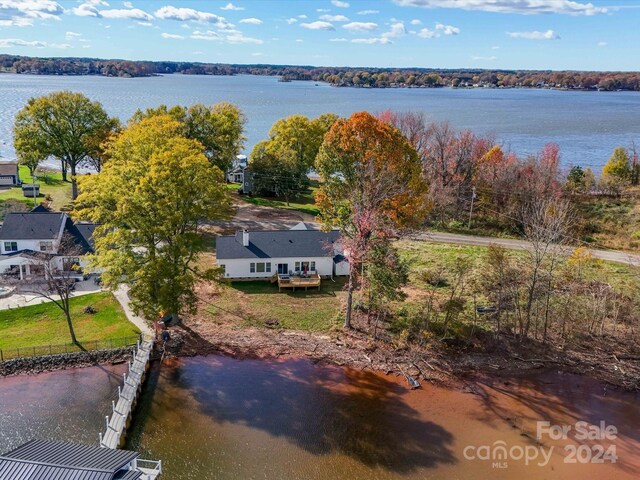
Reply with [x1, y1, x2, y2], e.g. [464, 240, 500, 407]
[0, 239, 60, 255]
[218, 256, 335, 279]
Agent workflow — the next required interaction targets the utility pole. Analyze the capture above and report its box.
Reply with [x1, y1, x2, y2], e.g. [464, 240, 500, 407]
[468, 186, 476, 229]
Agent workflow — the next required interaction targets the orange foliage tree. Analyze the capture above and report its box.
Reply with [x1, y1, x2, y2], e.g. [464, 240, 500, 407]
[315, 111, 429, 328]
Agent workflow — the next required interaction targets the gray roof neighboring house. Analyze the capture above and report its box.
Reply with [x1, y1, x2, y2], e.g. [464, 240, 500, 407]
[216, 229, 341, 260]
[0, 212, 66, 240]
[0, 439, 141, 480]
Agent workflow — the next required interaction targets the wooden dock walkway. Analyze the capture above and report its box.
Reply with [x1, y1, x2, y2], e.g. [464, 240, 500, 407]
[100, 336, 154, 450]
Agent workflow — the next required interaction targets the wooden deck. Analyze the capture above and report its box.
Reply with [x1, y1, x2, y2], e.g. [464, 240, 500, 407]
[99, 336, 162, 479]
[273, 273, 321, 291]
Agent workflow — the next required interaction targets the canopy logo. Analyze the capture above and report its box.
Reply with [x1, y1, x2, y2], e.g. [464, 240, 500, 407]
[463, 420, 618, 469]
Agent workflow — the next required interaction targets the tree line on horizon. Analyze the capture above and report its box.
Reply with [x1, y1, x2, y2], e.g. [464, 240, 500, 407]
[2, 54, 640, 91]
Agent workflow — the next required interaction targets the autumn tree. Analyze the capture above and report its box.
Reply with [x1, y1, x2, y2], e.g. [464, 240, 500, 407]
[315, 111, 428, 328]
[131, 102, 246, 173]
[249, 113, 338, 199]
[14, 91, 117, 199]
[74, 115, 231, 319]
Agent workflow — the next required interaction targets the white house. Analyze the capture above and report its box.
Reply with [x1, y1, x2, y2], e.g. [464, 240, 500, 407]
[0, 160, 19, 187]
[226, 154, 248, 183]
[216, 224, 350, 280]
[0, 210, 97, 280]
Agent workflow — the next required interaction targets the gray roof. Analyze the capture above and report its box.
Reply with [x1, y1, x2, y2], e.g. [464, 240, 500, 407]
[0, 440, 140, 480]
[216, 229, 341, 260]
[0, 212, 65, 240]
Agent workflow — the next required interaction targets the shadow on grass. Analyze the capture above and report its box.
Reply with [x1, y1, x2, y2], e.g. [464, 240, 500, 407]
[227, 278, 346, 297]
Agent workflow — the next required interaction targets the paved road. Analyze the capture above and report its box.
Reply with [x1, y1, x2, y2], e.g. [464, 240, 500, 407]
[412, 231, 640, 267]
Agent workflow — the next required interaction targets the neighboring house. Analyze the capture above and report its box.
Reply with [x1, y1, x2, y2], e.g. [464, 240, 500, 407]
[226, 154, 247, 183]
[0, 439, 161, 480]
[0, 210, 97, 281]
[0, 160, 19, 187]
[216, 225, 350, 280]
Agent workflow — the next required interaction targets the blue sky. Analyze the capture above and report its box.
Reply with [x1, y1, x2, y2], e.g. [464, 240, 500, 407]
[0, 0, 638, 70]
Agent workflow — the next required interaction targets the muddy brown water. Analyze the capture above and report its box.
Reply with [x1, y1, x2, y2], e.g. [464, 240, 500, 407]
[1, 355, 638, 479]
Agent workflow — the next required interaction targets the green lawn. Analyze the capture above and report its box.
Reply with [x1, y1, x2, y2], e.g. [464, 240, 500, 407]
[204, 278, 346, 331]
[0, 166, 72, 219]
[234, 181, 321, 217]
[0, 292, 140, 354]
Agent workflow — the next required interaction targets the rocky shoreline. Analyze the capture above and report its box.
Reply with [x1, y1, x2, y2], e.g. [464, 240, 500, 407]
[0, 347, 134, 376]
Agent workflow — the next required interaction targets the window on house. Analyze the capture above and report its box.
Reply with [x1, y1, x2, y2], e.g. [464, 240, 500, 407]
[256, 263, 265, 273]
[40, 241, 53, 252]
[250, 263, 255, 273]
[295, 261, 300, 272]
[219, 264, 226, 274]
[266, 262, 271, 273]
[3, 242, 17, 252]
[310, 261, 316, 270]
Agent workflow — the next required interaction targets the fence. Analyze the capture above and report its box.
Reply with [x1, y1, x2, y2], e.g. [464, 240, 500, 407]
[0, 335, 141, 362]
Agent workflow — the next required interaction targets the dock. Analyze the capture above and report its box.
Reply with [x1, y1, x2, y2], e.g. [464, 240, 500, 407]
[273, 272, 322, 291]
[99, 335, 161, 478]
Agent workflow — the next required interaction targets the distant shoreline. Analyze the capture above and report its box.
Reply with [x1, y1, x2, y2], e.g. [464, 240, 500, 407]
[1, 54, 638, 92]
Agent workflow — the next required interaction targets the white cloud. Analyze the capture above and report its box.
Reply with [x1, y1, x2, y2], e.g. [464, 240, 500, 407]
[392, 0, 606, 16]
[191, 29, 221, 40]
[226, 32, 263, 43]
[320, 14, 349, 22]
[332, 0, 350, 8]
[100, 8, 153, 20]
[72, 3, 100, 17]
[240, 17, 262, 24]
[0, 37, 70, 48]
[357, 9, 379, 15]
[352, 37, 391, 44]
[491, 45, 500, 49]
[410, 19, 422, 25]
[417, 27, 436, 38]
[0, 38, 46, 47]
[221, 2, 244, 11]
[316, 8, 330, 12]
[137, 21, 153, 26]
[507, 29, 559, 40]
[286, 17, 297, 24]
[343, 21, 377, 32]
[154, 6, 233, 29]
[296, 38, 303, 42]
[471, 55, 497, 61]
[329, 37, 348, 42]
[161, 32, 184, 39]
[190, 29, 262, 44]
[597, 41, 607, 47]
[382, 21, 406, 38]
[180, 23, 190, 29]
[300, 20, 335, 30]
[251, 52, 263, 56]
[0, 0, 64, 26]
[435, 22, 459, 35]
[298, 14, 307, 18]
[123, 1, 133, 7]
[65, 31, 81, 39]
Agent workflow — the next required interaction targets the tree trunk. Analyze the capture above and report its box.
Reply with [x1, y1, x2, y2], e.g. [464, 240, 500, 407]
[64, 304, 78, 345]
[344, 269, 355, 328]
[61, 158, 68, 182]
[70, 161, 78, 200]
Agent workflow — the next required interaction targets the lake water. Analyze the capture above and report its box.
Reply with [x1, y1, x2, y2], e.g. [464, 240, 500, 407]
[1, 73, 639, 170]
[1, 355, 639, 479]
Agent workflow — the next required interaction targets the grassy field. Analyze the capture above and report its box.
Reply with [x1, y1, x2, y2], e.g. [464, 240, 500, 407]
[0, 166, 72, 219]
[233, 181, 321, 217]
[0, 292, 140, 352]
[203, 278, 346, 331]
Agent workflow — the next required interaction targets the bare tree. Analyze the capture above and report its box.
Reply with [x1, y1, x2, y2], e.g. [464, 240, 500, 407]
[520, 197, 574, 339]
[0, 232, 86, 346]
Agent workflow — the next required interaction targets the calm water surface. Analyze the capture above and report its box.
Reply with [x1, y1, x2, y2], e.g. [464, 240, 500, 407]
[2, 355, 637, 479]
[1, 73, 639, 169]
